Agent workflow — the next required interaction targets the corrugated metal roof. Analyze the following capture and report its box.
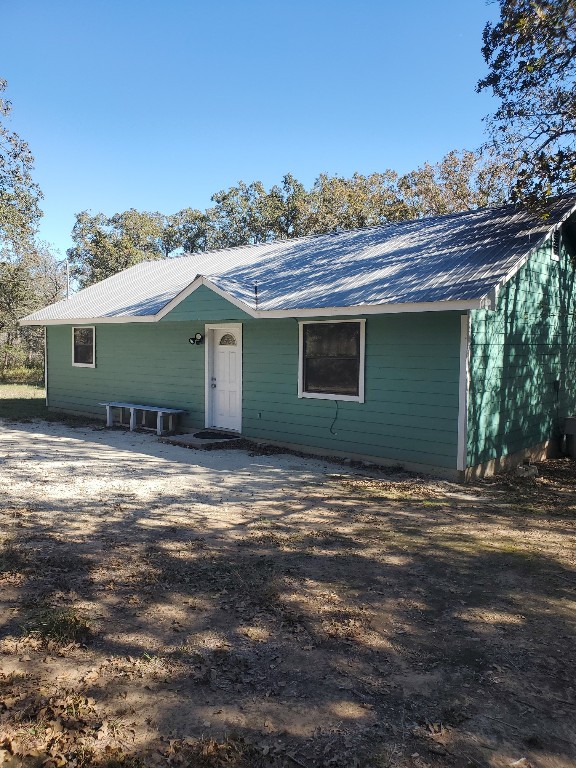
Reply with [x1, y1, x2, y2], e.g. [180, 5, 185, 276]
[21, 195, 576, 323]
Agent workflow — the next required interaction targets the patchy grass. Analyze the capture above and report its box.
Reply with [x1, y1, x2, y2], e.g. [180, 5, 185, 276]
[0, 383, 47, 420]
[0, 384, 100, 426]
[23, 606, 91, 646]
[0, 365, 44, 385]
[0, 537, 28, 573]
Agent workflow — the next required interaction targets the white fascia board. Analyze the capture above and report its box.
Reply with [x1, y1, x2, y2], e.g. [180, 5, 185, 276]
[489, 242, 546, 301]
[156, 282, 482, 318]
[19, 315, 157, 326]
[258, 298, 482, 317]
[488, 201, 576, 300]
[20, 296, 483, 325]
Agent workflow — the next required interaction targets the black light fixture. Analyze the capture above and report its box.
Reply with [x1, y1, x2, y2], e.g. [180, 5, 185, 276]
[188, 333, 204, 345]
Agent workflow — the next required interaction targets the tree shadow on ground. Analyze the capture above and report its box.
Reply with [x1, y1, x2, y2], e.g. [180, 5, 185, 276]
[0, 424, 575, 768]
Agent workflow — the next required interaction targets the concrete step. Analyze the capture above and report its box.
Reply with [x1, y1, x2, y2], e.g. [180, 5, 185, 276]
[159, 430, 243, 449]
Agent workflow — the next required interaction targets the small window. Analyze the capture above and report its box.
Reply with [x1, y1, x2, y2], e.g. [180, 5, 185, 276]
[72, 326, 95, 367]
[219, 333, 237, 346]
[299, 320, 365, 402]
[551, 229, 561, 261]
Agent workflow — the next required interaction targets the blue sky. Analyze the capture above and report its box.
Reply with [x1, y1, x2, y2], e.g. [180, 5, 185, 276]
[3, 0, 499, 256]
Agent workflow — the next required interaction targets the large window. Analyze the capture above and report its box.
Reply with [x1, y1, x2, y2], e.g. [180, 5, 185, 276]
[299, 320, 365, 402]
[72, 326, 95, 367]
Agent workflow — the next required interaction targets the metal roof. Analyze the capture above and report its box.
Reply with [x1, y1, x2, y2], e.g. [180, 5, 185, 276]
[21, 195, 576, 324]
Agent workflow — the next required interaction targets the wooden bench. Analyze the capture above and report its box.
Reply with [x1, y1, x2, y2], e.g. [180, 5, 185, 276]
[100, 401, 186, 436]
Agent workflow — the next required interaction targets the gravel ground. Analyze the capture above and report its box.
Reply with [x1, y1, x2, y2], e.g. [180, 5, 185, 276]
[0, 419, 575, 768]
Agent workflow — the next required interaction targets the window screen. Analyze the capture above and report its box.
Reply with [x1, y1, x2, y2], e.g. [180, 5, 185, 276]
[303, 322, 360, 396]
[73, 327, 94, 366]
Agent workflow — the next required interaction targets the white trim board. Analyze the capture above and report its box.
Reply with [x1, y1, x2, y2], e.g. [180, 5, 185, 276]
[457, 313, 470, 472]
[20, 315, 158, 326]
[71, 326, 96, 368]
[259, 298, 484, 318]
[490, 208, 576, 300]
[155, 276, 257, 320]
[20, 289, 484, 326]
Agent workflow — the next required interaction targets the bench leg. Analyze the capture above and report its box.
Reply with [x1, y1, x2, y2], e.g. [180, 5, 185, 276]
[168, 414, 174, 433]
[106, 405, 113, 428]
[129, 408, 137, 431]
[157, 411, 163, 436]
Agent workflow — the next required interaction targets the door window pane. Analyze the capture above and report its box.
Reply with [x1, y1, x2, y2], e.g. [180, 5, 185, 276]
[219, 333, 237, 346]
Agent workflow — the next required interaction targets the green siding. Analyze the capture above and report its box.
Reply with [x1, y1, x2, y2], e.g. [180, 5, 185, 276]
[241, 313, 461, 469]
[47, 286, 250, 426]
[468, 237, 576, 467]
[47, 321, 207, 425]
[46, 288, 463, 470]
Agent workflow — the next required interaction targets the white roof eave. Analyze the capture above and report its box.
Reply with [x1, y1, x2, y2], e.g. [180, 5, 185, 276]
[20, 296, 484, 326]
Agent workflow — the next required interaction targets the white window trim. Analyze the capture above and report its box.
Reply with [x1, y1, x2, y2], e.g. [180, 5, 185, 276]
[298, 319, 365, 403]
[72, 326, 96, 368]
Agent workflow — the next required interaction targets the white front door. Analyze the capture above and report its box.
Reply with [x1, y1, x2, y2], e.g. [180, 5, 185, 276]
[206, 325, 242, 432]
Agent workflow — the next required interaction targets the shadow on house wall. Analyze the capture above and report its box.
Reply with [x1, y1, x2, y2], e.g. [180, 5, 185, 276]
[468, 236, 576, 468]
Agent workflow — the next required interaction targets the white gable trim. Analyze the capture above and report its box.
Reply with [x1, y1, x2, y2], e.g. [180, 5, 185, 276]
[487, 200, 576, 302]
[154, 276, 259, 320]
[156, 280, 484, 319]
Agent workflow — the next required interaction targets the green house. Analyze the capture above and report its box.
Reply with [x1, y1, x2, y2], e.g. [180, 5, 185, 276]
[21, 197, 576, 479]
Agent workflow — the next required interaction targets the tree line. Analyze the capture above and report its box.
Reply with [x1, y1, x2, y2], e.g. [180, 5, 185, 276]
[1, 0, 574, 380]
[0, 79, 66, 380]
[68, 149, 514, 287]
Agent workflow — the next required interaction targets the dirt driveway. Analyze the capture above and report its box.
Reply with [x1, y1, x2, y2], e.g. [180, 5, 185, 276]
[0, 420, 575, 768]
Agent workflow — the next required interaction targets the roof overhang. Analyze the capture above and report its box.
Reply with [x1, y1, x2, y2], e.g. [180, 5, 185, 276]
[20, 273, 484, 326]
[19, 196, 576, 328]
[20, 315, 159, 326]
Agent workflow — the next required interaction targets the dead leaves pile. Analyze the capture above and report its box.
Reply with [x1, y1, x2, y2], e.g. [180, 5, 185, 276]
[338, 477, 447, 502]
[482, 459, 576, 516]
[0, 687, 104, 768]
[1, 659, 269, 768]
[163, 736, 268, 768]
